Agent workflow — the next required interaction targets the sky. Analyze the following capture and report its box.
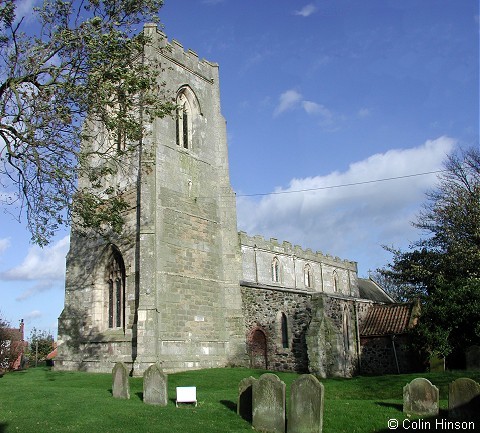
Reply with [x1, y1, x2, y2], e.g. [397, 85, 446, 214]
[0, 0, 478, 338]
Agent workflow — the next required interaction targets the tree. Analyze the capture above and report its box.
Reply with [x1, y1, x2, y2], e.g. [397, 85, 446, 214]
[379, 148, 480, 366]
[27, 327, 54, 365]
[0, 315, 23, 371]
[0, 0, 175, 246]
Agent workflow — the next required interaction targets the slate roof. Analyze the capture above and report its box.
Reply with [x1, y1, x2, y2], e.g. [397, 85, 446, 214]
[360, 303, 414, 337]
[358, 278, 395, 303]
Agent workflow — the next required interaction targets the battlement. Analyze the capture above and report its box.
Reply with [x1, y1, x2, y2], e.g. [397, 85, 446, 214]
[238, 231, 357, 269]
[143, 23, 218, 83]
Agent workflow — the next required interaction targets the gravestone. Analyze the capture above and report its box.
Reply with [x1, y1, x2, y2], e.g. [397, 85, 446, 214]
[449, 378, 480, 421]
[112, 362, 130, 399]
[465, 346, 480, 371]
[143, 363, 168, 406]
[288, 374, 324, 433]
[238, 376, 256, 423]
[403, 378, 439, 417]
[429, 354, 445, 372]
[252, 373, 286, 433]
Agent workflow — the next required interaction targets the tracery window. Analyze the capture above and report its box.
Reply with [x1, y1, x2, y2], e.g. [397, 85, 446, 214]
[272, 256, 280, 283]
[107, 249, 125, 329]
[175, 86, 199, 150]
[176, 92, 191, 149]
[304, 264, 312, 288]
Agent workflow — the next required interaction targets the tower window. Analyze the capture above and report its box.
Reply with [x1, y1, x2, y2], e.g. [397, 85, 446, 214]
[107, 248, 125, 329]
[175, 86, 200, 150]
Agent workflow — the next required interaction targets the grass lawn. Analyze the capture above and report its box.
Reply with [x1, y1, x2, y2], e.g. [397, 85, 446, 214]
[1, 367, 479, 433]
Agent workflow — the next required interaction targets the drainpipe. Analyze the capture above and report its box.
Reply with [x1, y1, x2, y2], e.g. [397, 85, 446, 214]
[391, 334, 400, 374]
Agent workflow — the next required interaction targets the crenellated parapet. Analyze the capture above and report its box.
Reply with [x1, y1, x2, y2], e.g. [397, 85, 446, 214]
[238, 231, 357, 270]
[143, 23, 218, 84]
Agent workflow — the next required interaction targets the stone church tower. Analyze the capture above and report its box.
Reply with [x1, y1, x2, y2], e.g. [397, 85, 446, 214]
[56, 24, 246, 374]
[57, 25, 415, 378]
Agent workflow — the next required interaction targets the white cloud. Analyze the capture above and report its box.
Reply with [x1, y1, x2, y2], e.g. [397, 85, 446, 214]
[15, 281, 57, 302]
[1, 235, 69, 282]
[274, 90, 337, 128]
[236, 137, 455, 274]
[358, 108, 371, 118]
[294, 4, 317, 17]
[273, 90, 303, 116]
[0, 238, 10, 255]
[14, 0, 38, 23]
[24, 310, 42, 321]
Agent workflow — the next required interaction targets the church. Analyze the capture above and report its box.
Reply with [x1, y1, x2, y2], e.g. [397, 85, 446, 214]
[56, 25, 419, 377]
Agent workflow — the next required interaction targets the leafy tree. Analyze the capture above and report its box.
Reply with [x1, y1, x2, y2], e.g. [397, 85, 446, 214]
[0, 315, 23, 371]
[27, 327, 54, 364]
[0, 0, 175, 246]
[379, 148, 480, 367]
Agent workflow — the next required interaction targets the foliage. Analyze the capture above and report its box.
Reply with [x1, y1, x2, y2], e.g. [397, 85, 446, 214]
[379, 148, 480, 363]
[0, 0, 175, 246]
[26, 327, 54, 362]
[0, 315, 23, 371]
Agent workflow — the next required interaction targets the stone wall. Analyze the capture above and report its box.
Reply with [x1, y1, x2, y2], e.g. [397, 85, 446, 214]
[360, 335, 419, 375]
[241, 285, 311, 372]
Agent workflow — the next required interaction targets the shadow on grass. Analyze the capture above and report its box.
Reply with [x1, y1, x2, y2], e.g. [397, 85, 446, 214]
[375, 401, 403, 412]
[0, 423, 8, 433]
[136, 392, 143, 401]
[220, 400, 237, 413]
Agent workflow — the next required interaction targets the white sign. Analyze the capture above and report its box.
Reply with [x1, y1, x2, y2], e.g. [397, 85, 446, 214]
[176, 386, 197, 407]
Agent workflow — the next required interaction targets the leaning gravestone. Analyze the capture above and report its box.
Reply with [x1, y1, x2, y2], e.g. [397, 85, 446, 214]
[252, 373, 286, 433]
[143, 363, 168, 406]
[465, 346, 480, 371]
[238, 376, 256, 423]
[288, 374, 324, 433]
[112, 362, 130, 399]
[449, 378, 480, 421]
[403, 378, 439, 417]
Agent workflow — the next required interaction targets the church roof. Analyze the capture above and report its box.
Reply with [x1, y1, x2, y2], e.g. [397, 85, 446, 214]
[358, 278, 394, 303]
[360, 303, 415, 337]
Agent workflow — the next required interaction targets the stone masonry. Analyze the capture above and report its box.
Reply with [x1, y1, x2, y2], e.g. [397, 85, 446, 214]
[56, 25, 407, 377]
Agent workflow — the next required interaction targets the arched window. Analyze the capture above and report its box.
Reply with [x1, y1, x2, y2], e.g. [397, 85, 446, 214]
[343, 307, 351, 352]
[333, 270, 339, 293]
[175, 86, 200, 150]
[107, 248, 125, 329]
[281, 313, 289, 349]
[272, 257, 280, 283]
[304, 264, 313, 288]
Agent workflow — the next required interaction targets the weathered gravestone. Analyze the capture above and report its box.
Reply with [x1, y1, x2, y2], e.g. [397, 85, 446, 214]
[253, 373, 286, 433]
[403, 378, 439, 417]
[112, 362, 130, 399]
[465, 346, 480, 371]
[143, 363, 168, 406]
[288, 374, 324, 433]
[449, 378, 480, 421]
[238, 376, 256, 423]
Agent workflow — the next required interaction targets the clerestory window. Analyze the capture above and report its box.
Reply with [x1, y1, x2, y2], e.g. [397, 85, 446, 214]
[272, 257, 280, 283]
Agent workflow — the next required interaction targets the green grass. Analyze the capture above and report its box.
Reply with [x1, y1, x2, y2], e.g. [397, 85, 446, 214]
[0, 367, 479, 433]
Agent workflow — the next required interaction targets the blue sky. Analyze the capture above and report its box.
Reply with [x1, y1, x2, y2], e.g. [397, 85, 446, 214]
[0, 0, 478, 338]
